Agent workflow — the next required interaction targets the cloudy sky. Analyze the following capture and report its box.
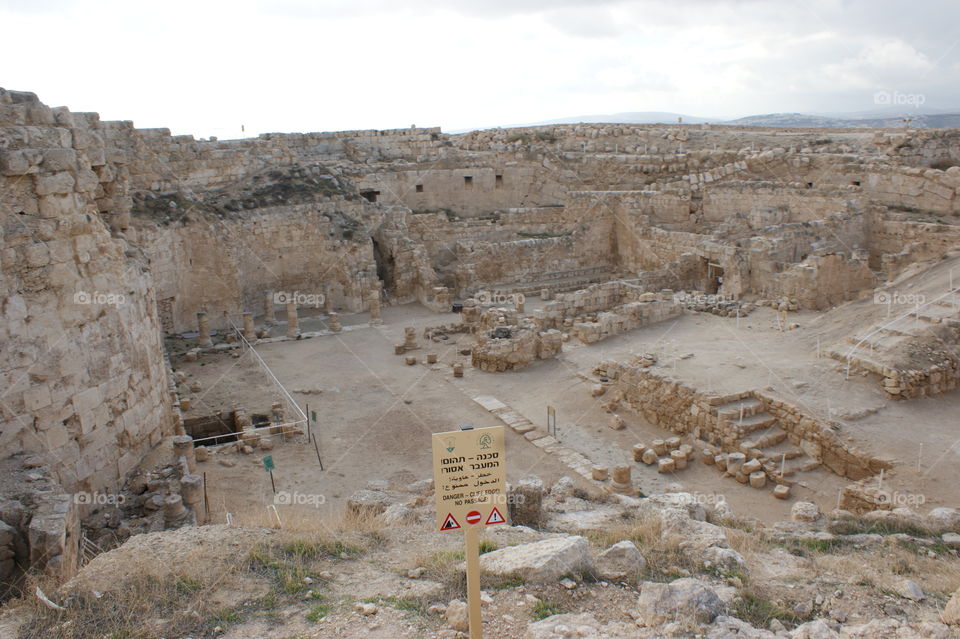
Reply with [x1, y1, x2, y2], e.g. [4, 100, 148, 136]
[2, 0, 959, 137]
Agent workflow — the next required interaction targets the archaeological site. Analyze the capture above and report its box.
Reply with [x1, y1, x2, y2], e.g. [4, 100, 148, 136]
[1, 86, 960, 638]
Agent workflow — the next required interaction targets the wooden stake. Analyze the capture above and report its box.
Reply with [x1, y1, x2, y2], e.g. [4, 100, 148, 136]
[203, 471, 209, 523]
[312, 433, 323, 470]
[464, 524, 483, 639]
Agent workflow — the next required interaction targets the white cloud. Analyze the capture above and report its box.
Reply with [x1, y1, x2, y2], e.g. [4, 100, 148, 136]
[1, 0, 958, 135]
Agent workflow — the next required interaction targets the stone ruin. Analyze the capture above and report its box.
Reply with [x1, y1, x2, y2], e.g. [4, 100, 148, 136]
[2, 86, 960, 588]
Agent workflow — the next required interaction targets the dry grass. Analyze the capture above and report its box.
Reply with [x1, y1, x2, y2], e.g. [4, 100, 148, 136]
[725, 527, 772, 561]
[583, 514, 699, 582]
[16, 554, 244, 639]
[812, 545, 960, 598]
[228, 503, 388, 550]
[12, 508, 385, 639]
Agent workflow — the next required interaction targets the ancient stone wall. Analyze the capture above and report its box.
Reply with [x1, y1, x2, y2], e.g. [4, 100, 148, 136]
[702, 183, 855, 224]
[0, 89, 175, 495]
[137, 200, 381, 333]
[355, 165, 566, 218]
[870, 217, 960, 275]
[471, 309, 562, 372]
[753, 392, 889, 480]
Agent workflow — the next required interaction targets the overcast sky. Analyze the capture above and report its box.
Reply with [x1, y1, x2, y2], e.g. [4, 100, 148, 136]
[2, 0, 959, 137]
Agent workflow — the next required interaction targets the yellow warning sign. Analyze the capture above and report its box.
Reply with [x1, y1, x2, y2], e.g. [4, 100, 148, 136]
[432, 426, 509, 532]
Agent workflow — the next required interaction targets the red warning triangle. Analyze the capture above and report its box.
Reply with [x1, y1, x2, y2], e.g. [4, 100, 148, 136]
[485, 507, 506, 526]
[440, 513, 461, 531]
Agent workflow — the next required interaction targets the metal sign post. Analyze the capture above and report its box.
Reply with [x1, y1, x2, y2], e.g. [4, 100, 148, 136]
[432, 425, 509, 639]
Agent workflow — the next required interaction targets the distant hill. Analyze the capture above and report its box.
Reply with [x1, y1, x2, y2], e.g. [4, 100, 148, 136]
[726, 112, 960, 129]
[466, 109, 960, 132]
[529, 111, 716, 126]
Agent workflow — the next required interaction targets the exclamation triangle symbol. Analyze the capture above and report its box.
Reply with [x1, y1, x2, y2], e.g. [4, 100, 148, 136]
[485, 507, 505, 525]
[441, 513, 460, 530]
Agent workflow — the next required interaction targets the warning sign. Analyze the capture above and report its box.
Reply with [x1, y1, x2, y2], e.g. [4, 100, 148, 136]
[485, 507, 506, 526]
[432, 425, 510, 532]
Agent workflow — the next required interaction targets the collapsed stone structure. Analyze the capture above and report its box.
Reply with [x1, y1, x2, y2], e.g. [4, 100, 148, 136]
[3, 87, 960, 584]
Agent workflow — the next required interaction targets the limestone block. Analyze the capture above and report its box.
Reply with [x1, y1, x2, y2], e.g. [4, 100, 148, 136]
[479, 535, 593, 583]
[508, 475, 544, 528]
[596, 540, 646, 581]
[652, 439, 667, 456]
[670, 449, 687, 470]
[714, 454, 728, 471]
[658, 458, 676, 474]
[0, 150, 34, 176]
[749, 471, 767, 489]
[591, 465, 608, 481]
[35, 171, 75, 196]
[726, 452, 746, 475]
[791, 501, 821, 522]
[636, 578, 725, 625]
[41, 149, 77, 171]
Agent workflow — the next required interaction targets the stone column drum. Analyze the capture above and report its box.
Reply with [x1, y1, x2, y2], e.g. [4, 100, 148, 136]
[286, 302, 300, 338]
[368, 292, 382, 326]
[264, 291, 276, 325]
[172, 435, 197, 474]
[328, 312, 342, 333]
[180, 474, 205, 523]
[610, 465, 634, 495]
[197, 311, 213, 348]
[242, 312, 256, 341]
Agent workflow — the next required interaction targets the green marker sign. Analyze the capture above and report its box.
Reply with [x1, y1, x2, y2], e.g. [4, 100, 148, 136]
[311, 410, 317, 423]
[262, 455, 275, 472]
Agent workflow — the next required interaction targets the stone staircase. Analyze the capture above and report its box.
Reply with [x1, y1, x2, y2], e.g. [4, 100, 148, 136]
[709, 396, 818, 480]
[487, 267, 616, 299]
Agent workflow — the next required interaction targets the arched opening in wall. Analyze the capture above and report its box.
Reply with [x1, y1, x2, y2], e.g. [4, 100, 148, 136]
[706, 261, 724, 294]
[371, 238, 397, 296]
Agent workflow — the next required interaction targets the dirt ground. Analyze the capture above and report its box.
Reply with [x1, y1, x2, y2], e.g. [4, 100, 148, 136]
[173, 292, 960, 526]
